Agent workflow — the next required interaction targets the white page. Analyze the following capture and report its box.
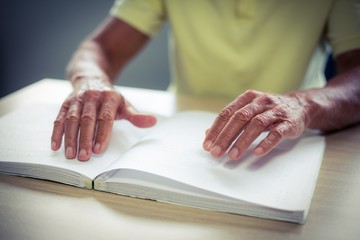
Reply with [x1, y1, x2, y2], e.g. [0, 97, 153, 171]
[0, 104, 149, 180]
[102, 111, 325, 211]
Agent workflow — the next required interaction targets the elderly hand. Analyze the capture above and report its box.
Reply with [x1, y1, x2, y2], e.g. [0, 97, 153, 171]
[203, 90, 312, 160]
[51, 77, 157, 161]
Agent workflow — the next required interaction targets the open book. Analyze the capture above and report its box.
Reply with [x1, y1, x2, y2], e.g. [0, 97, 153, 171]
[0, 104, 325, 224]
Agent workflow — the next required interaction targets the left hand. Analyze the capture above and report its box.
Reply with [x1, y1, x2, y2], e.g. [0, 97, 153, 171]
[203, 90, 311, 160]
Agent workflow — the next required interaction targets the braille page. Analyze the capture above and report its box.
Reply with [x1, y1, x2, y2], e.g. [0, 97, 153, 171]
[101, 111, 325, 211]
[0, 104, 148, 182]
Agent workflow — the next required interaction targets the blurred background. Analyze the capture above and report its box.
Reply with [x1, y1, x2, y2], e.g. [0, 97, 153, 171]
[1, 0, 170, 98]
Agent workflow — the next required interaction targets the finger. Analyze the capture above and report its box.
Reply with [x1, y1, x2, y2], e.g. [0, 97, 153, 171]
[51, 103, 69, 151]
[64, 98, 83, 159]
[228, 110, 276, 160]
[253, 122, 297, 156]
[116, 98, 157, 127]
[78, 92, 100, 161]
[203, 90, 259, 152]
[203, 108, 235, 152]
[119, 101, 157, 128]
[205, 128, 210, 135]
[93, 93, 119, 154]
[211, 102, 269, 158]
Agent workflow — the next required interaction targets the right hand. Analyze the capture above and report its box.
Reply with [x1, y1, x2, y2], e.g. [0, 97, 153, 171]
[51, 77, 157, 161]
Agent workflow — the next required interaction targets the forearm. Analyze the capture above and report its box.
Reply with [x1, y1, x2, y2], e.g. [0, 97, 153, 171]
[66, 17, 150, 87]
[66, 41, 113, 85]
[289, 65, 360, 132]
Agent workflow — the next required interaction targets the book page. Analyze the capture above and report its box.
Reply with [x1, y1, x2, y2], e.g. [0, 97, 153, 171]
[101, 111, 325, 211]
[0, 104, 149, 180]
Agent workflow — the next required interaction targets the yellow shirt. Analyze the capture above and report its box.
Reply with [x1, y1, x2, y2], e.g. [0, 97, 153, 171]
[110, 0, 360, 99]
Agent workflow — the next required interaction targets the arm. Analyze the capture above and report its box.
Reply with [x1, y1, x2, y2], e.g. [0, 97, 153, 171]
[51, 17, 157, 161]
[203, 49, 360, 160]
[67, 16, 149, 83]
[295, 49, 360, 131]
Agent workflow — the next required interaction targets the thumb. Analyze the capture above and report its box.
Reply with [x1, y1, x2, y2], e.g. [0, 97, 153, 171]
[116, 100, 157, 128]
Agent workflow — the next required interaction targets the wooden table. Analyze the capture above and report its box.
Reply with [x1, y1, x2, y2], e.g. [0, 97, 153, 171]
[1, 79, 360, 240]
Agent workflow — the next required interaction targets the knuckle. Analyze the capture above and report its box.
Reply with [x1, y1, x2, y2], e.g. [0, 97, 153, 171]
[98, 110, 114, 122]
[102, 91, 122, 103]
[65, 115, 79, 124]
[286, 120, 297, 129]
[71, 95, 83, 105]
[108, 94, 120, 104]
[80, 114, 95, 124]
[53, 119, 64, 127]
[258, 94, 274, 105]
[270, 127, 286, 139]
[283, 121, 303, 137]
[243, 89, 259, 98]
[252, 115, 269, 128]
[273, 106, 288, 117]
[219, 107, 236, 120]
[83, 94, 100, 105]
[232, 109, 252, 122]
[85, 89, 101, 98]
[60, 102, 71, 111]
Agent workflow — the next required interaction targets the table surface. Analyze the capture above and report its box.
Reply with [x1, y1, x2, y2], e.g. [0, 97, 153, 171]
[1, 79, 360, 240]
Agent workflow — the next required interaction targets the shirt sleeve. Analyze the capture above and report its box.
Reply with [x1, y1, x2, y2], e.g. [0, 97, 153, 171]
[327, 0, 360, 56]
[110, 0, 166, 37]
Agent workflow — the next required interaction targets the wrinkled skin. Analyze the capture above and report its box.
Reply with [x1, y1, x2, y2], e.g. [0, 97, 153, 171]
[203, 61, 360, 160]
[51, 77, 156, 161]
[202, 90, 309, 160]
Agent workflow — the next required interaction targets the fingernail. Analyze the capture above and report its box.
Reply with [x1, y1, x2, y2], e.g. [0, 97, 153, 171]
[93, 143, 101, 153]
[203, 140, 213, 150]
[51, 141, 56, 150]
[210, 145, 222, 157]
[228, 148, 239, 160]
[254, 147, 264, 156]
[78, 149, 88, 160]
[65, 147, 74, 159]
